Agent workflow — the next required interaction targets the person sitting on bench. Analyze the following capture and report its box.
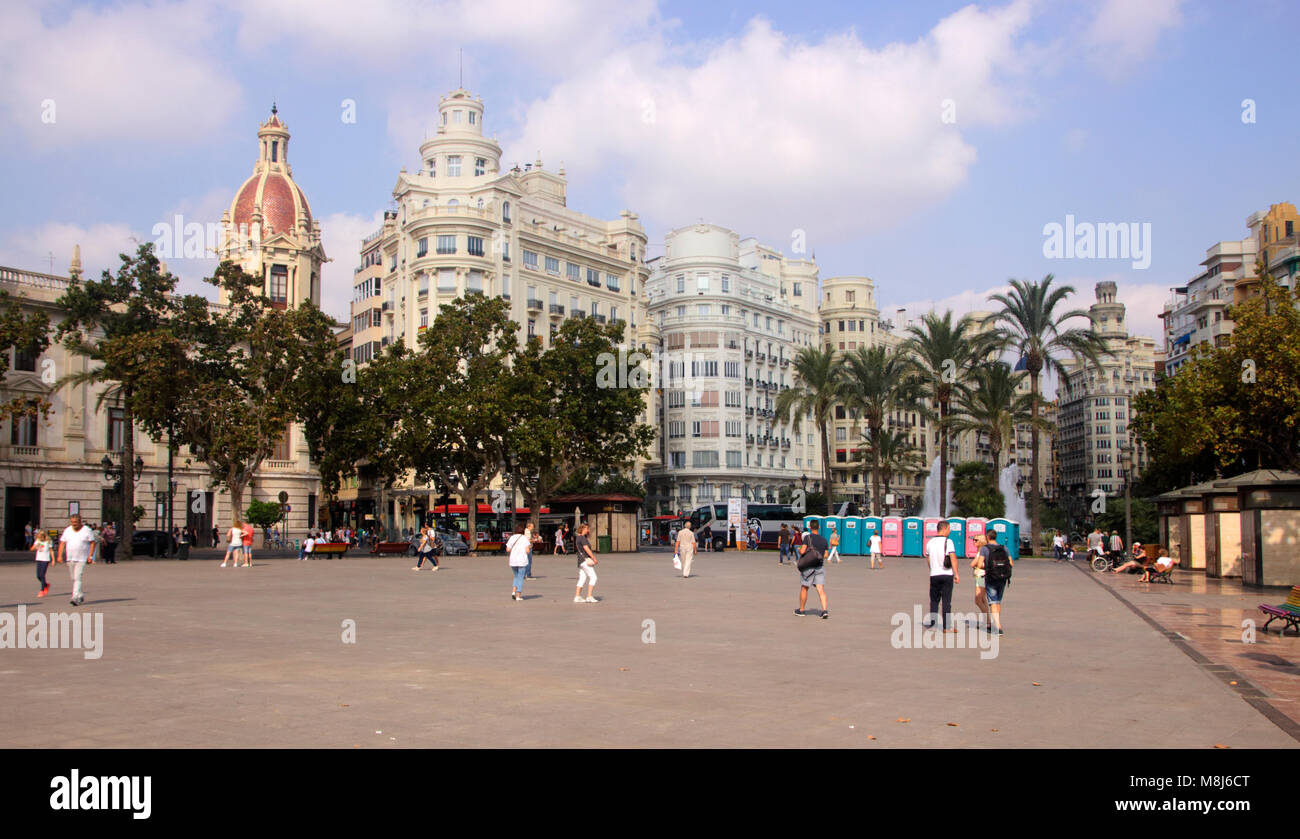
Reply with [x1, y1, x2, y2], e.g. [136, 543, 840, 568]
[1111, 543, 1152, 574]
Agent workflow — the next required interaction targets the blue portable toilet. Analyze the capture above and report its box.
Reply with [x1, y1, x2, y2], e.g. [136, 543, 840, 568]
[822, 516, 841, 548]
[946, 517, 967, 558]
[802, 515, 821, 537]
[988, 518, 1019, 560]
[862, 516, 882, 554]
[840, 517, 863, 555]
[902, 516, 924, 556]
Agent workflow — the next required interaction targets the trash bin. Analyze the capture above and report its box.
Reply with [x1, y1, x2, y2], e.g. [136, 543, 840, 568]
[178, 538, 190, 560]
[598, 534, 611, 553]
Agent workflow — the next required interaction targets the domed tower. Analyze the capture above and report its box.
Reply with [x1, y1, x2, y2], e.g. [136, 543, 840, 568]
[1090, 281, 1127, 340]
[219, 105, 327, 309]
[418, 88, 502, 181]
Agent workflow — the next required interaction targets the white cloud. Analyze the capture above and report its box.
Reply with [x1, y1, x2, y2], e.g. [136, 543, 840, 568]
[0, 221, 140, 281]
[1084, 0, 1184, 76]
[507, 2, 1039, 244]
[319, 210, 388, 321]
[0, 2, 241, 147]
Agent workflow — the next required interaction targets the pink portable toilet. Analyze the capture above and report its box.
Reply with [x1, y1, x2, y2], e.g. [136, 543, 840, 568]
[965, 518, 987, 557]
[881, 517, 903, 557]
[923, 518, 942, 545]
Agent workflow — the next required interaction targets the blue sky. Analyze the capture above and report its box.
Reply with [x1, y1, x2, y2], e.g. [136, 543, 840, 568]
[2, 0, 1297, 346]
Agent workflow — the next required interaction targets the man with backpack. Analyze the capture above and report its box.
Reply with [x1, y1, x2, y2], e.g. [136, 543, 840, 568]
[794, 519, 829, 619]
[980, 534, 1013, 635]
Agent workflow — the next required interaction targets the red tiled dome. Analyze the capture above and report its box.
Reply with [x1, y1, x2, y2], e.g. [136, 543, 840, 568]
[230, 171, 311, 237]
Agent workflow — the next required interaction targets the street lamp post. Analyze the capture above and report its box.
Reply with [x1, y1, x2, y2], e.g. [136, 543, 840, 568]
[507, 455, 518, 535]
[1120, 442, 1133, 553]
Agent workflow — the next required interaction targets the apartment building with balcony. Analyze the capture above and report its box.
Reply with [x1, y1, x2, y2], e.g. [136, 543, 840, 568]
[643, 224, 820, 514]
[1162, 232, 1257, 377]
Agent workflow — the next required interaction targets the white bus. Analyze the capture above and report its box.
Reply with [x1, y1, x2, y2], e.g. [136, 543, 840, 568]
[689, 503, 805, 551]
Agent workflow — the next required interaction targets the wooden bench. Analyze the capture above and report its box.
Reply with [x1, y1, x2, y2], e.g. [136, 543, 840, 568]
[370, 541, 410, 556]
[1259, 586, 1300, 636]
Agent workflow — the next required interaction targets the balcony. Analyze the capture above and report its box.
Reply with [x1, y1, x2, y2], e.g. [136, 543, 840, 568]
[756, 353, 766, 362]
[779, 358, 789, 367]
[745, 407, 754, 416]
[745, 350, 753, 359]
[526, 298, 543, 311]
[746, 435, 755, 444]
[549, 304, 565, 316]
[569, 310, 585, 319]
[594, 314, 607, 324]
[745, 378, 753, 387]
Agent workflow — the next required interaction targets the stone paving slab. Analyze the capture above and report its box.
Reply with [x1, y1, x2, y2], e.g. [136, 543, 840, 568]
[0, 552, 1295, 748]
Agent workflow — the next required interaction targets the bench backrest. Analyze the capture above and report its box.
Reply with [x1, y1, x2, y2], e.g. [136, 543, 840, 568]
[1286, 586, 1300, 609]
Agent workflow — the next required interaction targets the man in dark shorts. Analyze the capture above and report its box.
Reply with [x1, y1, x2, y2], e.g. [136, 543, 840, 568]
[794, 519, 829, 619]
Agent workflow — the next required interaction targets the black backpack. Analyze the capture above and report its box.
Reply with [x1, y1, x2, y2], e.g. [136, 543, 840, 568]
[986, 543, 1012, 581]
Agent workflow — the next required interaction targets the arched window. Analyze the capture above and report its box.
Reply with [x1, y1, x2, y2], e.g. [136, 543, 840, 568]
[447, 198, 460, 209]
[502, 201, 511, 223]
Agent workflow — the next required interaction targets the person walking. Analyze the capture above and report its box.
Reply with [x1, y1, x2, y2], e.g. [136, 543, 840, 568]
[32, 527, 53, 597]
[676, 520, 697, 578]
[24, 521, 34, 549]
[57, 513, 98, 607]
[777, 523, 791, 564]
[240, 519, 255, 567]
[971, 532, 991, 629]
[211, 525, 219, 549]
[980, 533, 1013, 634]
[554, 525, 567, 555]
[177, 525, 190, 560]
[506, 522, 530, 601]
[868, 529, 884, 569]
[101, 522, 118, 564]
[1108, 530, 1124, 565]
[412, 526, 439, 571]
[826, 526, 842, 563]
[925, 520, 959, 633]
[794, 519, 829, 619]
[573, 523, 598, 603]
[221, 520, 243, 567]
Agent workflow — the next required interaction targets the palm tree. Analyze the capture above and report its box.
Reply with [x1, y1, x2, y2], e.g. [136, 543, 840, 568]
[985, 276, 1111, 548]
[855, 427, 926, 516]
[775, 346, 841, 515]
[903, 311, 988, 517]
[949, 361, 1052, 476]
[839, 344, 920, 515]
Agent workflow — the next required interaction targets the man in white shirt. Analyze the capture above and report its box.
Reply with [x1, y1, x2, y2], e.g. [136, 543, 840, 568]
[676, 521, 697, 578]
[925, 520, 960, 632]
[57, 513, 98, 606]
[300, 533, 315, 560]
[868, 531, 884, 569]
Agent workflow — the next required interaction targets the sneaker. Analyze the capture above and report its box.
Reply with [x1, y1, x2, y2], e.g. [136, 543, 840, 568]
[220, 562, 227, 568]
[821, 610, 830, 620]
[412, 566, 421, 571]
[574, 596, 584, 603]
[794, 609, 806, 617]
[430, 566, 439, 571]
[37, 589, 46, 598]
[585, 596, 597, 603]
[71, 598, 78, 606]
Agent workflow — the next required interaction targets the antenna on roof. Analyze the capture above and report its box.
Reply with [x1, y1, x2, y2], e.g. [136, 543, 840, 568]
[459, 48, 463, 88]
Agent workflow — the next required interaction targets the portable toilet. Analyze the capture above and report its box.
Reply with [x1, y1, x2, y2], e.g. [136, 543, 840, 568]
[862, 516, 883, 555]
[965, 517, 987, 557]
[840, 516, 863, 556]
[822, 516, 841, 550]
[988, 518, 1019, 559]
[902, 517, 924, 556]
[802, 515, 820, 538]
[945, 517, 967, 558]
[923, 517, 942, 547]
[881, 517, 903, 556]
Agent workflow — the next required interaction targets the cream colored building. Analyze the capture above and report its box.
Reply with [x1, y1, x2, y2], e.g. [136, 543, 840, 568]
[1057, 282, 1159, 514]
[644, 224, 821, 515]
[348, 88, 654, 532]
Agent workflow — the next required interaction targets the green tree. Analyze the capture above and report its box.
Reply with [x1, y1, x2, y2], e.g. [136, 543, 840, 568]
[0, 289, 52, 422]
[951, 461, 1005, 518]
[903, 311, 987, 517]
[508, 316, 654, 533]
[245, 499, 284, 543]
[56, 244, 183, 554]
[948, 361, 1049, 475]
[839, 344, 920, 514]
[775, 346, 841, 514]
[985, 276, 1110, 549]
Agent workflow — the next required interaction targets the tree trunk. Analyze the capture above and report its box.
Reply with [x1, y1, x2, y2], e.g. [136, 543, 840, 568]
[870, 420, 883, 516]
[228, 476, 245, 527]
[1028, 372, 1041, 551]
[939, 397, 949, 517]
[820, 418, 833, 515]
[122, 402, 136, 559]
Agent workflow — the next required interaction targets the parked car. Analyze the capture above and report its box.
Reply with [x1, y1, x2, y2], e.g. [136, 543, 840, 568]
[436, 528, 470, 556]
[131, 530, 176, 557]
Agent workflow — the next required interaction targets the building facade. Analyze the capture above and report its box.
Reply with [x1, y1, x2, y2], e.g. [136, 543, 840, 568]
[347, 88, 653, 532]
[1056, 282, 1159, 516]
[643, 224, 820, 515]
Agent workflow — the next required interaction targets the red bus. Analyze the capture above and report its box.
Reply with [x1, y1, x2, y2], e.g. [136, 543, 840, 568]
[428, 504, 551, 552]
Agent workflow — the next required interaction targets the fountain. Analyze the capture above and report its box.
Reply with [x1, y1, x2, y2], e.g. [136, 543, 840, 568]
[919, 455, 953, 518]
[999, 462, 1027, 523]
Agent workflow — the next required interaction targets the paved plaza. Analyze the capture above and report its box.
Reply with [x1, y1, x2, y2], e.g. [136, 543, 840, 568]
[2, 550, 1297, 748]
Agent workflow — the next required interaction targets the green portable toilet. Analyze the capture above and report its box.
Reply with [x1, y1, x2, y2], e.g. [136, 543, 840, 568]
[902, 517, 924, 556]
[988, 518, 1018, 559]
[840, 517, 863, 555]
[946, 517, 967, 558]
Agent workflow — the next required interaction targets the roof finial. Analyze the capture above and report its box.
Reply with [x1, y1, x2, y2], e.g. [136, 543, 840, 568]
[271, 101, 278, 116]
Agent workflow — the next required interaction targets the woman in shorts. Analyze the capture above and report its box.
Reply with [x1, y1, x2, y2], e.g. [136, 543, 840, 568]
[971, 532, 991, 628]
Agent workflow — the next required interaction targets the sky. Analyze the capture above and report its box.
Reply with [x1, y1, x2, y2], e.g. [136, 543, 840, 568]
[2, 0, 1297, 352]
